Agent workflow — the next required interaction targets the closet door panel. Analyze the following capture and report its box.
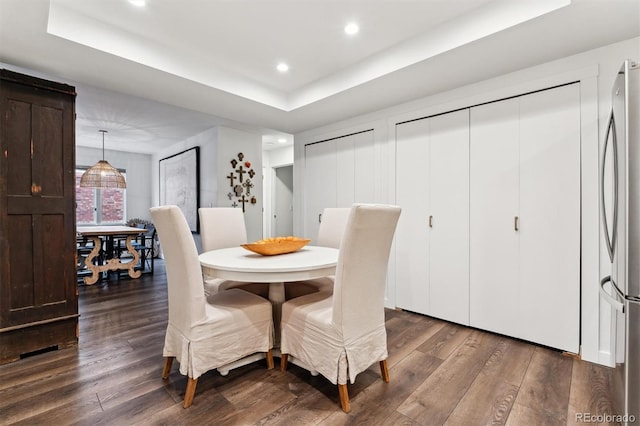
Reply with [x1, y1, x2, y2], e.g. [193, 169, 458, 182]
[395, 119, 430, 314]
[336, 135, 355, 207]
[429, 109, 470, 325]
[469, 98, 520, 337]
[519, 84, 580, 352]
[353, 131, 376, 203]
[304, 140, 337, 241]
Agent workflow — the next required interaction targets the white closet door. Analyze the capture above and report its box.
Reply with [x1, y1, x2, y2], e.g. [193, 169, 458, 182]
[395, 119, 430, 315]
[469, 98, 520, 338]
[336, 135, 355, 207]
[518, 84, 580, 352]
[429, 110, 470, 325]
[353, 131, 376, 203]
[304, 140, 337, 242]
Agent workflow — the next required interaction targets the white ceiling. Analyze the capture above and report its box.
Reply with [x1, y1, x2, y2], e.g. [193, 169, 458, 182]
[0, 0, 638, 154]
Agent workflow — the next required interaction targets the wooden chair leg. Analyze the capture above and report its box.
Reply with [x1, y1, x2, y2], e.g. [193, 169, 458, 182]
[183, 377, 198, 408]
[162, 357, 174, 379]
[280, 353, 289, 372]
[266, 349, 274, 370]
[379, 359, 390, 383]
[338, 384, 351, 413]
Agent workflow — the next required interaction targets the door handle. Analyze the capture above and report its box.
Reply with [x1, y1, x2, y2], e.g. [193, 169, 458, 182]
[601, 110, 619, 262]
[318, 213, 322, 223]
[429, 215, 433, 228]
[600, 276, 624, 313]
[514, 216, 519, 231]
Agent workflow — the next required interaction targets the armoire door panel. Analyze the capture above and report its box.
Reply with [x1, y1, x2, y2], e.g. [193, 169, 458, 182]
[429, 109, 470, 325]
[395, 119, 430, 314]
[38, 214, 68, 304]
[33, 104, 65, 197]
[6, 100, 33, 196]
[469, 98, 520, 338]
[7, 214, 34, 310]
[518, 84, 580, 352]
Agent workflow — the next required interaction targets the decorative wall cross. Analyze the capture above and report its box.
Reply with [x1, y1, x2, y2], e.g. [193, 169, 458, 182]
[227, 152, 257, 213]
[243, 179, 254, 195]
[226, 172, 236, 186]
[235, 166, 246, 183]
[239, 195, 249, 212]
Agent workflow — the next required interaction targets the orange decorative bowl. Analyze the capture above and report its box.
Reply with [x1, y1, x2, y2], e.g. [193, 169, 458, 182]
[241, 236, 311, 256]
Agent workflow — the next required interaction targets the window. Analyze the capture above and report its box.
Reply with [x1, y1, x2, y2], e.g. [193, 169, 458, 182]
[75, 168, 127, 225]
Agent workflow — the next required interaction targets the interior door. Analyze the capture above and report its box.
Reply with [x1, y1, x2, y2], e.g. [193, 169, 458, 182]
[353, 131, 376, 203]
[429, 109, 470, 325]
[273, 165, 293, 237]
[395, 119, 430, 315]
[518, 84, 580, 352]
[304, 140, 336, 241]
[469, 98, 520, 338]
[336, 134, 355, 207]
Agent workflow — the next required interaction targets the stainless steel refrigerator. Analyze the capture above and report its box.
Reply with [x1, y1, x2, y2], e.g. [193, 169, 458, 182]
[600, 59, 640, 424]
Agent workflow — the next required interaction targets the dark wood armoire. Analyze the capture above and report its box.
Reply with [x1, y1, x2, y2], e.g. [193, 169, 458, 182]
[0, 69, 78, 364]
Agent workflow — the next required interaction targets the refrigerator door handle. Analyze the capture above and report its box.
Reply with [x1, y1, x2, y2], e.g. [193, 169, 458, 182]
[600, 275, 625, 313]
[601, 110, 619, 262]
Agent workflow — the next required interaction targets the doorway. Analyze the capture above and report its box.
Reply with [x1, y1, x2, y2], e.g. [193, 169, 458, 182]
[272, 165, 293, 236]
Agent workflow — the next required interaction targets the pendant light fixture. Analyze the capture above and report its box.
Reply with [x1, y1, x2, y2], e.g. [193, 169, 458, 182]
[80, 130, 127, 189]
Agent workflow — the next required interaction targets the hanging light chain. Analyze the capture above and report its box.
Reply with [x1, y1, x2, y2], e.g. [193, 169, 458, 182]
[99, 129, 107, 161]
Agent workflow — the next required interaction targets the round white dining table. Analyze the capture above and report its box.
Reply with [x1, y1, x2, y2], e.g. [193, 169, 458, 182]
[198, 245, 337, 283]
[199, 245, 338, 343]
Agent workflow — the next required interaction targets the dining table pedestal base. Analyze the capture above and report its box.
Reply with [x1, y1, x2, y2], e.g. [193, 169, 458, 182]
[268, 282, 285, 346]
[82, 235, 142, 285]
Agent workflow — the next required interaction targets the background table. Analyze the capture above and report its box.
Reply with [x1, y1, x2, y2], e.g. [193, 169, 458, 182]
[77, 226, 146, 284]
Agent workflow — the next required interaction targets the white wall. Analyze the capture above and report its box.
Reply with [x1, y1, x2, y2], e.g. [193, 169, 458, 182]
[150, 125, 263, 248]
[151, 127, 218, 210]
[216, 126, 263, 242]
[76, 146, 152, 222]
[150, 127, 217, 251]
[293, 36, 640, 366]
[263, 146, 294, 238]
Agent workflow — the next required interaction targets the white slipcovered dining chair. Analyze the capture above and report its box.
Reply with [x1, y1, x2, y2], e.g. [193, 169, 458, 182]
[199, 207, 268, 298]
[280, 204, 401, 412]
[151, 205, 274, 408]
[284, 207, 351, 299]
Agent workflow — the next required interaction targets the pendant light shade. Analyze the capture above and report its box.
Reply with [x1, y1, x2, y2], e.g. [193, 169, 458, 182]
[80, 130, 126, 189]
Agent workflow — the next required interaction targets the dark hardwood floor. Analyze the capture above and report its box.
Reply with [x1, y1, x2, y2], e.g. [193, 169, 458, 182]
[0, 262, 619, 425]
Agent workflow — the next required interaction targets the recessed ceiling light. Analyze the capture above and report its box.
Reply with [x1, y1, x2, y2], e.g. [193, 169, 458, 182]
[276, 63, 289, 73]
[129, 0, 146, 6]
[344, 22, 359, 35]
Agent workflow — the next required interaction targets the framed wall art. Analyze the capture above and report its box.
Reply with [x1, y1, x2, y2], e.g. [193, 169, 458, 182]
[159, 147, 200, 232]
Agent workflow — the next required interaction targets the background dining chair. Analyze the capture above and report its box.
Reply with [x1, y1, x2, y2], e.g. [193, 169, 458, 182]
[284, 207, 351, 299]
[151, 205, 274, 408]
[279, 204, 401, 413]
[199, 207, 268, 298]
